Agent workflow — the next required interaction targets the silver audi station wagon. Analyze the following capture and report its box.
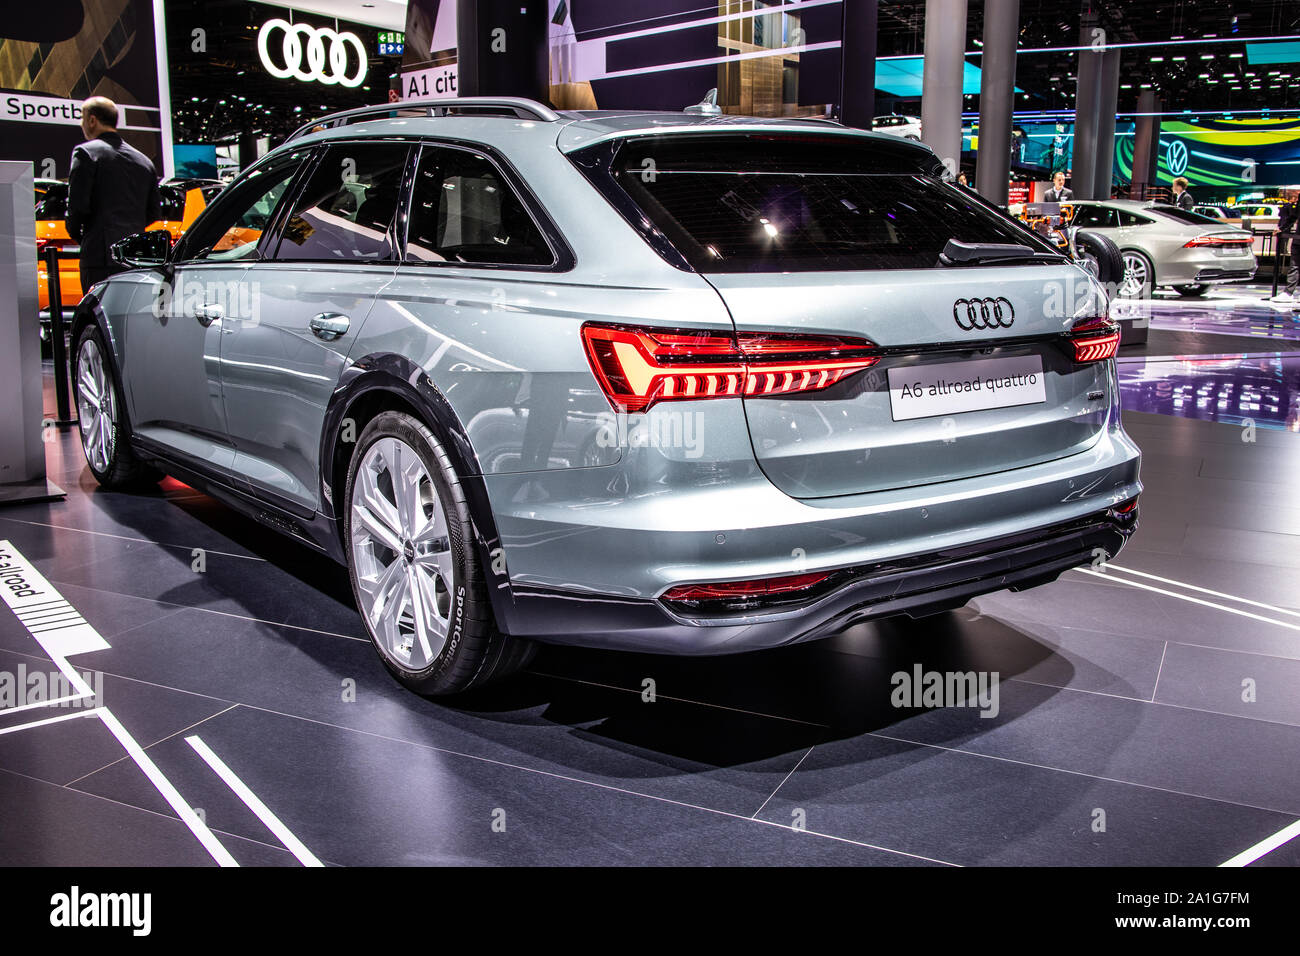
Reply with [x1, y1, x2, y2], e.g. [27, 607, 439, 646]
[71, 98, 1141, 695]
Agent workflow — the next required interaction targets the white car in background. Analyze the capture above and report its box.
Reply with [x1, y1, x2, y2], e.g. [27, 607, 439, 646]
[872, 114, 922, 140]
[1065, 199, 1256, 299]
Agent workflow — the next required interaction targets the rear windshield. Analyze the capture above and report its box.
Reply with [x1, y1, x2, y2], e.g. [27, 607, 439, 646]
[1151, 206, 1222, 226]
[591, 134, 1058, 272]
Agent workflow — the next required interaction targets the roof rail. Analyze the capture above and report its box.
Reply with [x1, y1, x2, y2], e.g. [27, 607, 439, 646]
[285, 97, 561, 143]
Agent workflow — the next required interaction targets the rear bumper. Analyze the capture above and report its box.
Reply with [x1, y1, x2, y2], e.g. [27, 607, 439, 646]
[507, 507, 1137, 654]
[487, 403, 1142, 652]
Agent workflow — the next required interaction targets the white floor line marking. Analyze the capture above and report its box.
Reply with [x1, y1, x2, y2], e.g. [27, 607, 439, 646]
[185, 735, 322, 867]
[0, 709, 98, 736]
[532, 671, 830, 728]
[1220, 818, 1300, 867]
[0, 517, 268, 562]
[750, 746, 815, 820]
[1101, 565, 1300, 619]
[97, 712, 238, 867]
[1151, 642, 1169, 703]
[0, 692, 93, 717]
[0, 540, 238, 867]
[1075, 568, 1300, 633]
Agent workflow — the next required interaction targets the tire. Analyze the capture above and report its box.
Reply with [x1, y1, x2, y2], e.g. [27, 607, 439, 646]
[343, 410, 535, 695]
[1073, 230, 1124, 287]
[72, 325, 160, 488]
[1117, 249, 1154, 298]
[1174, 284, 1209, 297]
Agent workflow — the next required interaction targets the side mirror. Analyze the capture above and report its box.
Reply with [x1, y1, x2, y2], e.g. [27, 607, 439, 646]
[111, 230, 172, 269]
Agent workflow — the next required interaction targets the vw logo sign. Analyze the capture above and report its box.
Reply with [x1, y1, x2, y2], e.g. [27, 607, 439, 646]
[953, 297, 1015, 331]
[1166, 139, 1189, 178]
[257, 18, 368, 88]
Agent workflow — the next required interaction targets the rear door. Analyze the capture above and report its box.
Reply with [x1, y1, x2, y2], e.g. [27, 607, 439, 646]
[597, 133, 1112, 498]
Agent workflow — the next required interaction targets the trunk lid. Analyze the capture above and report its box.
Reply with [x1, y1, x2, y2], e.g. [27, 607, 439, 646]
[707, 264, 1111, 498]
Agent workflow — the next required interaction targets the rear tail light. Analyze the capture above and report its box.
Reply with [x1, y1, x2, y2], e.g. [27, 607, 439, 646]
[1183, 234, 1252, 248]
[1068, 316, 1121, 363]
[661, 571, 833, 612]
[581, 323, 879, 413]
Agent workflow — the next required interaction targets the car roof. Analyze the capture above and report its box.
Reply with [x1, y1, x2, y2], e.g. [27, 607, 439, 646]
[280, 104, 926, 160]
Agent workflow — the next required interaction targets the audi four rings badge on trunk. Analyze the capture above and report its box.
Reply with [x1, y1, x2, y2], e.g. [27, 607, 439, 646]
[257, 19, 368, 88]
[953, 297, 1015, 330]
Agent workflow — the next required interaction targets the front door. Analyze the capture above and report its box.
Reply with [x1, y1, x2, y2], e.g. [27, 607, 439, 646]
[119, 152, 304, 477]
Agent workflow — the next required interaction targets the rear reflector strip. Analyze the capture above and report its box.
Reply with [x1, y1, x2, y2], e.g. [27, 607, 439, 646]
[661, 571, 834, 612]
[582, 323, 879, 413]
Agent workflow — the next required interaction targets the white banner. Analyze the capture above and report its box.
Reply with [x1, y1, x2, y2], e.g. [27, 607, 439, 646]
[402, 64, 459, 100]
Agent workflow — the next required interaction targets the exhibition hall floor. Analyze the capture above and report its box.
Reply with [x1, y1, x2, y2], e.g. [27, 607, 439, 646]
[2, 288, 1299, 866]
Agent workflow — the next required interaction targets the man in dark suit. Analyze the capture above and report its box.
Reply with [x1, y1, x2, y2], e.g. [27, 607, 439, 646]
[1043, 171, 1073, 202]
[1271, 189, 1299, 305]
[66, 96, 161, 290]
[1172, 177, 1194, 210]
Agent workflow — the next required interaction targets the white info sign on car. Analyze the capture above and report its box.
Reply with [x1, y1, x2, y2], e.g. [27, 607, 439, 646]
[887, 355, 1047, 421]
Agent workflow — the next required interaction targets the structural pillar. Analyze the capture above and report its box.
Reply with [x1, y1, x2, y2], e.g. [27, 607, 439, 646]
[456, 0, 549, 103]
[975, 0, 1019, 204]
[1130, 89, 1161, 198]
[920, 0, 969, 179]
[1071, 14, 1102, 199]
[839, 0, 878, 130]
[1092, 48, 1121, 198]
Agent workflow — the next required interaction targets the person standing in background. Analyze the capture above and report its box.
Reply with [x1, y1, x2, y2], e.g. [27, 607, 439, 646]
[1171, 177, 1195, 209]
[66, 96, 161, 290]
[1043, 171, 1073, 202]
[1271, 189, 1299, 306]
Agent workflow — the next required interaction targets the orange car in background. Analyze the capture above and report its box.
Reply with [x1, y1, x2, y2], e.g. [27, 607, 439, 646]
[36, 179, 223, 314]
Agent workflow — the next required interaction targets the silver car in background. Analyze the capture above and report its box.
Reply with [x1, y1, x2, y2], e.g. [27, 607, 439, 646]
[1065, 199, 1256, 298]
[71, 98, 1141, 696]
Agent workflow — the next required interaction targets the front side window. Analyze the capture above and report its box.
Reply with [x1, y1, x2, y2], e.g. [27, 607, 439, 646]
[181, 152, 307, 261]
[273, 142, 410, 262]
[405, 145, 554, 267]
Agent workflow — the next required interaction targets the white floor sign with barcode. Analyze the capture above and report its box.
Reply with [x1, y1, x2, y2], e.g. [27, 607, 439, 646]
[887, 355, 1047, 421]
[0, 540, 109, 658]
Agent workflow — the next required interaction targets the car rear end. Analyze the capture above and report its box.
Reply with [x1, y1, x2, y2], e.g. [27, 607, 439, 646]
[487, 124, 1141, 654]
[1148, 207, 1257, 286]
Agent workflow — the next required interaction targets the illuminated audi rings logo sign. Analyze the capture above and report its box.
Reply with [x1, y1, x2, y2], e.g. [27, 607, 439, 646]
[953, 297, 1015, 331]
[257, 19, 368, 88]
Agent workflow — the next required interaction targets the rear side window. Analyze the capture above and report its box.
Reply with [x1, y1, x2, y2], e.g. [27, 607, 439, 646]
[274, 142, 410, 262]
[405, 145, 554, 267]
[587, 134, 1057, 272]
[1117, 211, 1154, 227]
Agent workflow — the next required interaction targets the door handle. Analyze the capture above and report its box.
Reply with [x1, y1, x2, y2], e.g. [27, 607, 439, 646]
[310, 312, 350, 341]
[193, 303, 224, 327]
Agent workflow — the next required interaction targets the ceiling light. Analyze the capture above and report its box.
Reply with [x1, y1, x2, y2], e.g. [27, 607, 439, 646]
[1150, 56, 1164, 62]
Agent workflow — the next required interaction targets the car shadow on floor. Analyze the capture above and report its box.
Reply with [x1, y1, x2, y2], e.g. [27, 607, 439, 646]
[442, 610, 1072, 769]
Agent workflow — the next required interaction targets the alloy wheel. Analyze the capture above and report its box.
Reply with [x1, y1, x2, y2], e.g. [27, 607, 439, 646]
[76, 338, 115, 473]
[350, 436, 455, 671]
[1119, 253, 1149, 297]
